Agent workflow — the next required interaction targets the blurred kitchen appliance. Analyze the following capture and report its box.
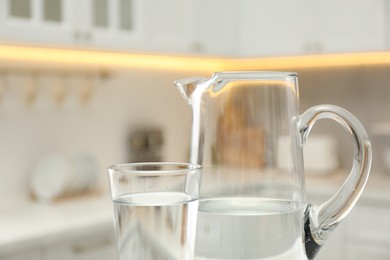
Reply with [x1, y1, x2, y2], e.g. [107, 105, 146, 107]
[128, 126, 164, 162]
[303, 135, 339, 174]
[279, 135, 339, 175]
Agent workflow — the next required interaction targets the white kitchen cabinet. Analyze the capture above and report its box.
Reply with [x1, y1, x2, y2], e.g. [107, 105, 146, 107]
[307, 190, 390, 260]
[306, 192, 346, 260]
[306, 188, 390, 260]
[142, 0, 238, 56]
[345, 202, 390, 259]
[189, 0, 239, 56]
[1, 248, 42, 260]
[0, 0, 387, 56]
[142, 0, 192, 54]
[314, 0, 385, 53]
[81, 0, 144, 51]
[0, 0, 74, 45]
[0, 0, 239, 55]
[346, 244, 390, 260]
[238, 0, 385, 57]
[385, 0, 390, 49]
[0, 0, 143, 51]
[239, 0, 313, 57]
[1, 233, 116, 260]
[42, 234, 116, 260]
[315, 223, 345, 260]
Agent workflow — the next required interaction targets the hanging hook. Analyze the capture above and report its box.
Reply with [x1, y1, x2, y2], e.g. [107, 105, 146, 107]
[0, 70, 8, 102]
[80, 74, 93, 104]
[53, 74, 67, 105]
[25, 72, 38, 105]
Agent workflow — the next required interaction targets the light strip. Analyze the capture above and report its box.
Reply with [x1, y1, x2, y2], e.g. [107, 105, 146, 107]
[1, 44, 390, 72]
[227, 52, 390, 70]
[0, 44, 227, 72]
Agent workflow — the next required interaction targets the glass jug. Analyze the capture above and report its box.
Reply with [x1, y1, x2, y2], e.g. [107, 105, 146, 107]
[175, 72, 372, 260]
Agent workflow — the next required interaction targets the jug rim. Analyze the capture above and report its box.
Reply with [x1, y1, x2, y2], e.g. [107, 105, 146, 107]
[213, 71, 297, 80]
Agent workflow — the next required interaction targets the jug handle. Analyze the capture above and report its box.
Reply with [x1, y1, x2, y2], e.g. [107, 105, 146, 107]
[299, 104, 372, 259]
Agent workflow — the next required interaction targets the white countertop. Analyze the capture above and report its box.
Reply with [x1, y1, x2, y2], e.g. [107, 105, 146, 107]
[305, 170, 390, 205]
[1, 171, 390, 255]
[0, 192, 114, 255]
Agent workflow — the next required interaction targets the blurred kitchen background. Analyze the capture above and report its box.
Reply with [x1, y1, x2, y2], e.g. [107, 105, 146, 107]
[1, 0, 390, 259]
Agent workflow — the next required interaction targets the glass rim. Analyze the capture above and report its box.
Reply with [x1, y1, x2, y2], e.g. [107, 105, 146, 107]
[108, 162, 201, 176]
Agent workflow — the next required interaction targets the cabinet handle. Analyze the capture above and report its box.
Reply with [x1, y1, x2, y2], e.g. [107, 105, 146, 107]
[315, 41, 324, 53]
[190, 41, 205, 53]
[74, 31, 92, 43]
[74, 31, 82, 42]
[303, 41, 324, 54]
[74, 31, 80, 40]
[303, 42, 314, 54]
[72, 238, 114, 254]
[84, 32, 92, 41]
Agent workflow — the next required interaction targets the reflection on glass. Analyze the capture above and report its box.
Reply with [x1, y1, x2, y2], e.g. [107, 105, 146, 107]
[93, 0, 109, 28]
[215, 87, 265, 168]
[119, 0, 133, 31]
[43, 0, 62, 22]
[9, 0, 31, 19]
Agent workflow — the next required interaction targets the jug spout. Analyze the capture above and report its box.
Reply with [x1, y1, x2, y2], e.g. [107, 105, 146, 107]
[174, 77, 207, 105]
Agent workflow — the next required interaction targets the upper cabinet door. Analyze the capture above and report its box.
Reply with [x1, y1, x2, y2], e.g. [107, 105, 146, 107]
[0, 0, 387, 56]
[189, 0, 239, 56]
[238, 0, 314, 57]
[0, 0, 143, 50]
[238, 0, 385, 57]
[85, 0, 144, 51]
[141, 0, 238, 56]
[0, 0, 74, 45]
[142, 0, 192, 54]
[315, 0, 385, 53]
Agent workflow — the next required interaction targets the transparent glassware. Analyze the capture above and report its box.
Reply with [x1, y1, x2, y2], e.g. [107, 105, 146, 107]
[175, 72, 371, 259]
[108, 162, 202, 260]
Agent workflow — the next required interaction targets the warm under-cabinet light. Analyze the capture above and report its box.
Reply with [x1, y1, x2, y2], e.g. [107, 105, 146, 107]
[1, 44, 390, 72]
[0, 44, 226, 72]
[229, 52, 390, 70]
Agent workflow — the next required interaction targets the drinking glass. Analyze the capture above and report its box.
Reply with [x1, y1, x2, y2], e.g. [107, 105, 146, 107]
[108, 162, 202, 260]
